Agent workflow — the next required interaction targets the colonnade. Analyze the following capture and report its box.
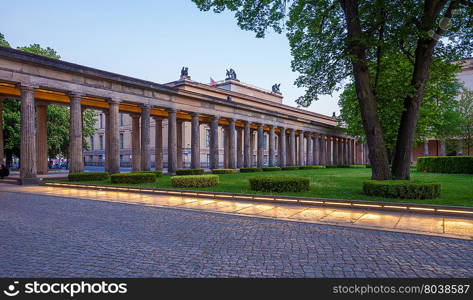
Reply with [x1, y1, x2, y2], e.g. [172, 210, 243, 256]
[2, 85, 362, 183]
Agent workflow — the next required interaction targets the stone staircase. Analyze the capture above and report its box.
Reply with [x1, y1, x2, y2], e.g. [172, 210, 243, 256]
[0, 177, 21, 185]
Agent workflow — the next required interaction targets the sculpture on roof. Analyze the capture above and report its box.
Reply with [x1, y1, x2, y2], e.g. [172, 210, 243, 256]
[180, 67, 190, 80]
[272, 83, 281, 94]
[225, 68, 237, 81]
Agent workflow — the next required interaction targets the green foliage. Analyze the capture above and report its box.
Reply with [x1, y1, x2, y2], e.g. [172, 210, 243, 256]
[249, 176, 310, 193]
[68, 172, 109, 181]
[338, 55, 463, 152]
[111, 173, 156, 184]
[17, 43, 60, 59]
[363, 180, 441, 199]
[171, 175, 219, 188]
[211, 169, 236, 174]
[175, 168, 205, 175]
[281, 166, 299, 170]
[132, 170, 163, 177]
[417, 156, 473, 174]
[262, 167, 282, 171]
[348, 165, 367, 168]
[240, 167, 263, 172]
[0, 32, 10, 47]
[326, 165, 351, 168]
[298, 165, 325, 170]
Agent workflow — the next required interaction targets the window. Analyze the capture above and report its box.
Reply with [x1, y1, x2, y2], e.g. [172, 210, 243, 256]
[120, 133, 124, 149]
[90, 137, 94, 150]
[205, 129, 211, 147]
[99, 135, 104, 150]
[263, 134, 268, 149]
[99, 114, 104, 129]
[206, 154, 210, 167]
[99, 155, 103, 161]
[120, 155, 123, 161]
[120, 113, 124, 126]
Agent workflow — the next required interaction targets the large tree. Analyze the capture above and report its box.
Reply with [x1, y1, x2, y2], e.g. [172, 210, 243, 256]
[459, 88, 473, 155]
[338, 53, 463, 159]
[1, 34, 97, 165]
[192, 0, 473, 180]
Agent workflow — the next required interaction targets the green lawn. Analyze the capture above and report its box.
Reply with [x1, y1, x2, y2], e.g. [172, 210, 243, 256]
[62, 168, 473, 207]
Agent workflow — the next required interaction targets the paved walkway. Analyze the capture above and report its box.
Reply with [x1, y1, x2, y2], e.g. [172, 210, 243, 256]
[2, 184, 473, 240]
[0, 188, 472, 277]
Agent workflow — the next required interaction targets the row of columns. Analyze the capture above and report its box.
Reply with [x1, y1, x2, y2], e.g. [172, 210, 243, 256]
[9, 85, 360, 183]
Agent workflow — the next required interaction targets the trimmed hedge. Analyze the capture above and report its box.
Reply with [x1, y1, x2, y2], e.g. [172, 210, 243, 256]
[281, 166, 299, 170]
[175, 168, 205, 175]
[262, 167, 282, 172]
[348, 164, 367, 168]
[171, 175, 219, 188]
[240, 167, 263, 172]
[363, 180, 441, 199]
[326, 164, 351, 168]
[68, 172, 109, 181]
[417, 156, 473, 174]
[132, 170, 163, 177]
[299, 165, 326, 170]
[211, 169, 236, 174]
[111, 173, 156, 184]
[249, 176, 310, 193]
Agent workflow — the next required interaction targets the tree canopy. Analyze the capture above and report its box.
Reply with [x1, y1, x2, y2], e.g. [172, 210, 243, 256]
[192, 0, 473, 180]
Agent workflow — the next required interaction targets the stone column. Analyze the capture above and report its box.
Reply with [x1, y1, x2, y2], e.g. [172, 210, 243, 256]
[107, 99, 120, 174]
[140, 105, 151, 171]
[288, 129, 296, 166]
[332, 137, 338, 165]
[351, 139, 356, 164]
[0, 97, 3, 165]
[243, 121, 251, 168]
[69, 93, 84, 173]
[439, 139, 446, 156]
[191, 113, 201, 169]
[176, 119, 183, 169]
[268, 125, 276, 167]
[326, 136, 333, 165]
[256, 124, 264, 167]
[338, 138, 343, 165]
[167, 108, 177, 174]
[344, 139, 349, 164]
[306, 133, 313, 165]
[223, 127, 229, 168]
[228, 118, 236, 169]
[36, 103, 48, 174]
[104, 111, 110, 173]
[237, 127, 243, 168]
[423, 140, 429, 156]
[154, 117, 163, 171]
[19, 85, 37, 183]
[279, 127, 286, 167]
[210, 115, 219, 169]
[319, 135, 326, 165]
[298, 131, 305, 166]
[313, 135, 319, 165]
[131, 114, 141, 171]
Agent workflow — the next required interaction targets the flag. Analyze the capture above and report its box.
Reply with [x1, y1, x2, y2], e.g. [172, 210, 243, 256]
[210, 77, 216, 86]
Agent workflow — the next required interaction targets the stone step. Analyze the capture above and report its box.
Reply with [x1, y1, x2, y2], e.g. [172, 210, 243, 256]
[0, 177, 21, 185]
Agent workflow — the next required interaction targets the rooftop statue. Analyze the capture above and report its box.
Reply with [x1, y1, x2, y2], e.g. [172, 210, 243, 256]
[225, 68, 237, 81]
[180, 67, 190, 80]
[272, 83, 281, 94]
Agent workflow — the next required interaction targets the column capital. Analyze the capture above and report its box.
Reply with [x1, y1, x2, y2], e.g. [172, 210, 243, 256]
[18, 84, 37, 93]
[254, 122, 262, 127]
[108, 98, 121, 105]
[210, 115, 219, 121]
[268, 124, 275, 129]
[140, 103, 151, 110]
[167, 107, 177, 113]
[68, 92, 83, 99]
[243, 120, 251, 125]
[191, 112, 200, 117]
[227, 117, 236, 123]
[130, 113, 140, 119]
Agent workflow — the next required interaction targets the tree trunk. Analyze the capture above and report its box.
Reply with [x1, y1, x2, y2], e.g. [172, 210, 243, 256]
[391, 0, 454, 179]
[340, 0, 391, 180]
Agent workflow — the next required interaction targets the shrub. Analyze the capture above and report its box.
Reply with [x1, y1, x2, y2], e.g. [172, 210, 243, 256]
[417, 156, 473, 174]
[363, 180, 441, 199]
[240, 167, 263, 172]
[211, 169, 236, 174]
[348, 164, 367, 168]
[68, 172, 109, 181]
[281, 166, 299, 170]
[132, 170, 163, 177]
[249, 176, 310, 193]
[262, 167, 282, 172]
[111, 173, 156, 184]
[175, 168, 205, 175]
[171, 175, 219, 188]
[298, 165, 326, 169]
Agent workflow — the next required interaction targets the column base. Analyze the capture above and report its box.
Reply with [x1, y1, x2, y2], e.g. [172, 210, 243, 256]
[20, 177, 40, 185]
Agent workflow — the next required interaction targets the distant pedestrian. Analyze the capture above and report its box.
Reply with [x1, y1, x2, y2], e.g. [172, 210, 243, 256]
[0, 164, 9, 179]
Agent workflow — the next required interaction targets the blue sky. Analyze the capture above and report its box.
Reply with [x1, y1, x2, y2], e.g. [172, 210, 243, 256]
[0, 0, 340, 116]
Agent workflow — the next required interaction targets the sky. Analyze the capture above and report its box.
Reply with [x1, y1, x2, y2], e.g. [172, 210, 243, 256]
[0, 0, 340, 116]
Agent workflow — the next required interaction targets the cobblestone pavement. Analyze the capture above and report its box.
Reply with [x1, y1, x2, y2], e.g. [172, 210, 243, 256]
[1, 191, 472, 277]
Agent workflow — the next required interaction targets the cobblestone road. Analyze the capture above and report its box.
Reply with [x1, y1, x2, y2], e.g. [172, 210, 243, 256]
[1, 192, 472, 277]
